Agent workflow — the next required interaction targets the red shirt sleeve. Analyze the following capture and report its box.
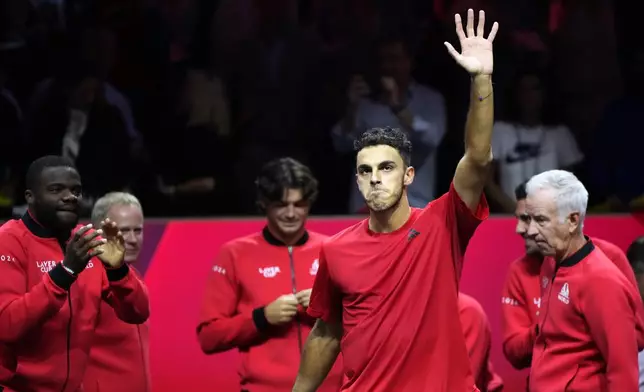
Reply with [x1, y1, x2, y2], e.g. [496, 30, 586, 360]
[593, 238, 639, 290]
[425, 182, 489, 278]
[582, 274, 639, 391]
[0, 231, 72, 342]
[196, 244, 261, 353]
[101, 263, 150, 324]
[307, 245, 342, 324]
[459, 295, 492, 386]
[500, 262, 537, 369]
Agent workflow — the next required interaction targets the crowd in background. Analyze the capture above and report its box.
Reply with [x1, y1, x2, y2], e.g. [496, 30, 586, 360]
[0, 0, 642, 218]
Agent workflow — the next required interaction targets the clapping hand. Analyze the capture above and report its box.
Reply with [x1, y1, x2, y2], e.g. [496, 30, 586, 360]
[97, 218, 126, 268]
[63, 224, 105, 274]
[444, 9, 498, 75]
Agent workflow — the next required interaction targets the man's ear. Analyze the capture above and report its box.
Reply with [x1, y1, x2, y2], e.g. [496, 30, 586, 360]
[568, 212, 581, 234]
[25, 190, 34, 205]
[403, 166, 415, 186]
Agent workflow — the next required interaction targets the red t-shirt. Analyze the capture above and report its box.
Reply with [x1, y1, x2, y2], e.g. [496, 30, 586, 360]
[308, 183, 489, 392]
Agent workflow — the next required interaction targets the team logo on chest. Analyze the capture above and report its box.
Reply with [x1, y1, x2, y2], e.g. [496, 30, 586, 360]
[36, 259, 94, 273]
[259, 266, 281, 278]
[309, 259, 319, 276]
[558, 282, 570, 304]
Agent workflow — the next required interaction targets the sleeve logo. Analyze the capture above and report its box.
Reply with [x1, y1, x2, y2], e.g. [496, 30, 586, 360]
[213, 265, 226, 275]
[309, 259, 319, 275]
[501, 296, 519, 306]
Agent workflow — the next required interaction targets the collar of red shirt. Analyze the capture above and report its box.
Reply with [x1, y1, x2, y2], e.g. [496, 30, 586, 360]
[262, 226, 309, 247]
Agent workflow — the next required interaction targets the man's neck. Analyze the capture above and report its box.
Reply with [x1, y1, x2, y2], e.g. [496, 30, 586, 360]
[368, 197, 411, 233]
[555, 234, 587, 263]
[27, 208, 70, 239]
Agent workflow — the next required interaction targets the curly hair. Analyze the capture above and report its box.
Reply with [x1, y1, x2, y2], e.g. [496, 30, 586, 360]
[256, 157, 319, 210]
[354, 127, 412, 166]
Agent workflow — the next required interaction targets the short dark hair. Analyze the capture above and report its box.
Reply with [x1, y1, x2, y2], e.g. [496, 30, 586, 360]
[354, 127, 412, 166]
[515, 182, 527, 201]
[627, 236, 644, 275]
[256, 157, 319, 209]
[26, 155, 77, 191]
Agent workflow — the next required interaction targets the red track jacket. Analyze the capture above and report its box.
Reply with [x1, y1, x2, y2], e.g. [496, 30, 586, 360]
[458, 293, 503, 392]
[82, 266, 151, 392]
[530, 239, 644, 391]
[197, 228, 343, 392]
[501, 236, 640, 370]
[0, 213, 150, 392]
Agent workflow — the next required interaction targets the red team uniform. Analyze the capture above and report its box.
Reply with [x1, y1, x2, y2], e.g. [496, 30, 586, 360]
[458, 293, 503, 392]
[501, 237, 640, 370]
[82, 266, 151, 392]
[0, 213, 149, 392]
[198, 228, 343, 392]
[530, 239, 644, 391]
[308, 184, 489, 391]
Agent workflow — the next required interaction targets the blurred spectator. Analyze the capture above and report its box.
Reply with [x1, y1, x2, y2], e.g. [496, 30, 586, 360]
[0, 0, 30, 50]
[0, 56, 24, 215]
[226, 0, 323, 213]
[487, 68, 583, 213]
[590, 48, 644, 212]
[331, 34, 446, 212]
[551, 0, 621, 152]
[25, 26, 139, 208]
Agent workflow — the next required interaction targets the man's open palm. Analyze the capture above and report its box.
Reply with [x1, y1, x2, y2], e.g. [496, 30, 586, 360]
[444, 9, 498, 75]
[97, 218, 126, 268]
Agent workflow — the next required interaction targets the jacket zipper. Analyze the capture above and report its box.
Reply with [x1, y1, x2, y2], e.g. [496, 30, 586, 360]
[287, 246, 303, 354]
[136, 325, 148, 391]
[535, 266, 559, 370]
[57, 240, 72, 392]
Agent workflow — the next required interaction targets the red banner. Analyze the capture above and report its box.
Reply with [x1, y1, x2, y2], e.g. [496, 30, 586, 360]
[144, 216, 644, 392]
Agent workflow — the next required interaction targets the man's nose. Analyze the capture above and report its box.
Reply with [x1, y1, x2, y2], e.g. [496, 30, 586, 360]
[370, 171, 381, 185]
[526, 220, 539, 237]
[285, 204, 295, 218]
[124, 231, 137, 243]
[61, 191, 78, 202]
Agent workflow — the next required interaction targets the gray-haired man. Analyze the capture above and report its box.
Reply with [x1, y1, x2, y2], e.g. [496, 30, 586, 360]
[83, 192, 150, 392]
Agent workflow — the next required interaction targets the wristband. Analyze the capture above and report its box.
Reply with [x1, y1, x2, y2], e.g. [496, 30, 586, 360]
[61, 264, 76, 276]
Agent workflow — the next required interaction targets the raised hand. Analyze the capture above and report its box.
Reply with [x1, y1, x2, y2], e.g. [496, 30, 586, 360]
[444, 9, 498, 75]
[97, 218, 126, 268]
[63, 224, 105, 274]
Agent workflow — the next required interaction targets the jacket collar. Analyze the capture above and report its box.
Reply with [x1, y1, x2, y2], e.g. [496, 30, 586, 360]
[262, 226, 309, 247]
[22, 211, 71, 242]
[558, 236, 595, 268]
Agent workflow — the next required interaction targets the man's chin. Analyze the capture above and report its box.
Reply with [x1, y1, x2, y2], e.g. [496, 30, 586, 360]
[54, 211, 80, 229]
[277, 223, 303, 235]
[366, 199, 394, 212]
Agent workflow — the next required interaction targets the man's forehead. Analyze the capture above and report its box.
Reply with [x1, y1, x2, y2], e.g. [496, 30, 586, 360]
[41, 166, 80, 183]
[526, 191, 556, 212]
[357, 145, 402, 165]
[108, 204, 143, 218]
[282, 188, 304, 203]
